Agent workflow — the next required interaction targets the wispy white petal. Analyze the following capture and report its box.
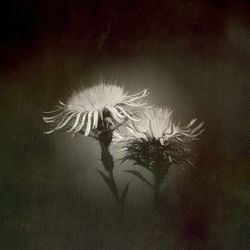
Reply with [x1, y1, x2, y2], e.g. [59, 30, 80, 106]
[55, 112, 77, 131]
[93, 110, 99, 129]
[43, 82, 149, 136]
[124, 90, 149, 103]
[114, 107, 204, 144]
[116, 105, 140, 121]
[42, 107, 63, 114]
[125, 89, 148, 98]
[67, 112, 82, 132]
[106, 106, 124, 123]
[84, 111, 93, 136]
[75, 113, 87, 132]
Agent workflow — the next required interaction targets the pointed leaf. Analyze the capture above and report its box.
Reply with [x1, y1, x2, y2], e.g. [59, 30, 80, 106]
[125, 170, 154, 190]
[97, 169, 111, 187]
[97, 170, 119, 201]
[120, 182, 130, 206]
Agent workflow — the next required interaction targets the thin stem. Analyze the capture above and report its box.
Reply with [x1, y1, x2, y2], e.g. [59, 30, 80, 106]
[153, 171, 161, 209]
[106, 159, 120, 202]
[98, 130, 125, 211]
[100, 140, 115, 173]
[109, 170, 126, 215]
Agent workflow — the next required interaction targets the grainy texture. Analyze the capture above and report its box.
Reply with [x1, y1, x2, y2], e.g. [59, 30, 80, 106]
[0, 1, 249, 249]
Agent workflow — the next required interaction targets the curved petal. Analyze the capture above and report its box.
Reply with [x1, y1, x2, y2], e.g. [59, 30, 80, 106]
[75, 113, 87, 132]
[55, 112, 77, 131]
[84, 111, 93, 136]
[116, 105, 140, 121]
[92, 110, 99, 129]
[67, 112, 82, 132]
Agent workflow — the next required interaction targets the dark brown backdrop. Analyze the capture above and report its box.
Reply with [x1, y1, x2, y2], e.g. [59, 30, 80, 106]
[0, 1, 249, 249]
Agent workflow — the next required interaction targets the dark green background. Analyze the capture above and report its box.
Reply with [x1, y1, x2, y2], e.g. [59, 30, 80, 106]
[0, 1, 249, 249]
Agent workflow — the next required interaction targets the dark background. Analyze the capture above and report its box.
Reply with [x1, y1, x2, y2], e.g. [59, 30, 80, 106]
[0, 0, 249, 249]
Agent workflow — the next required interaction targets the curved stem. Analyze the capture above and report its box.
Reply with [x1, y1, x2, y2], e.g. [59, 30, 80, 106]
[98, 130, 128, 212]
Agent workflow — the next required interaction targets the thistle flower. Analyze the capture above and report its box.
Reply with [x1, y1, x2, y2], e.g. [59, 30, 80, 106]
[43, 82, 149, 137]
[115, 107, 204, 207]
[43, 81, 149, 211]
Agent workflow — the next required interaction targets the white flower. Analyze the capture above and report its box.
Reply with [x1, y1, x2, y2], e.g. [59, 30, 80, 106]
[115, 107, 204, 206]
[114, 107, 204, 169]
[114, 107, 204, 145]
[43, 81, 149, 136]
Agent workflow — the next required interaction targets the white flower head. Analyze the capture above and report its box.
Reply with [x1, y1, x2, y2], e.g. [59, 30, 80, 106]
[115, 107, 204, 145]
[115, 107, 204, 170]
[43, 81, 149, 137]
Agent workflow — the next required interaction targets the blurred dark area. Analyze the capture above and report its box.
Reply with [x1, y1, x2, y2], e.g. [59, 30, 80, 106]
[0, 0, 249, 249]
